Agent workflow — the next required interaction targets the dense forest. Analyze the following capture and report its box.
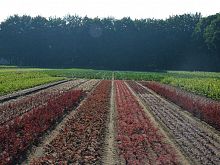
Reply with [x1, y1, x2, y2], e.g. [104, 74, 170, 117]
[0, 13, 219, 71]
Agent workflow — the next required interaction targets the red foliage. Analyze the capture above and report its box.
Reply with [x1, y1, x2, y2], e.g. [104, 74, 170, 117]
[142, 81, 220, 130]
[0, 80, 84, 125]
[0, 90, 83, 165]
[127, 81, 220, 164]
[115, 80, 178, 165]
[31, 80, 111, 164]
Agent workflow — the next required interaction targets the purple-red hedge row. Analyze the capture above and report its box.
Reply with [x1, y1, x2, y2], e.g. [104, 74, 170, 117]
[31, 80, 111, 164]
[0, 90, 83, 165]
[142, 81, 220, 130]
[0, 80, 84, 125]
[115, 81, 178, 165]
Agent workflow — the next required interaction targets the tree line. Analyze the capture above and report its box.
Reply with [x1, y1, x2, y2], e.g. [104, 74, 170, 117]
[0, 13, 219, 71]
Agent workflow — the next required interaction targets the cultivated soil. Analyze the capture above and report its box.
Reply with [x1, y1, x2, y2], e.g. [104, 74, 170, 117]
[102, 77, 120, 165]
[22, 80, 100, 164]
[127, 81, 220, 165]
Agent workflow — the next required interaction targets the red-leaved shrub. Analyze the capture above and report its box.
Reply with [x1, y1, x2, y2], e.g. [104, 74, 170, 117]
[142, 81, 220, 130]
[0, 90, 83, 164]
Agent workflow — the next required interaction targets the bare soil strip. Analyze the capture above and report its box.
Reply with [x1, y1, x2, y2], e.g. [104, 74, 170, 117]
[125, 82, 189, 165]
[102, 76, 119, 165]
[22, 80, 101, 164]
[0, 79, 68, 103]
[129, 81, 220, 165]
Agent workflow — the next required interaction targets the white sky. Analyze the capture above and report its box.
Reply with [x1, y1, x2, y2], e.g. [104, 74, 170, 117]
[0, 0, 219, 22]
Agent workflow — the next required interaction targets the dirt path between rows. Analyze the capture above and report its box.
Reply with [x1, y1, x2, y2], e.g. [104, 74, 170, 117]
[22, 80, 101, 164]
[102, 75, 120, 165]
[125, 81, 190, 165]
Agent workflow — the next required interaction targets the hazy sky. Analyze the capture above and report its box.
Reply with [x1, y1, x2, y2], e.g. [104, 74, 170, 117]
[0, 0, 219, 22]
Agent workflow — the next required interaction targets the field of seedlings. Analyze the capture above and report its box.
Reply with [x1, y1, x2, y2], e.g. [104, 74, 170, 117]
[0, 69, 63, 95]
[0, 68, 220, 165]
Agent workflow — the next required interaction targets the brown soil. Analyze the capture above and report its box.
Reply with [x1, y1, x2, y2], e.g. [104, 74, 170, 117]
[102, 76, 120, 165]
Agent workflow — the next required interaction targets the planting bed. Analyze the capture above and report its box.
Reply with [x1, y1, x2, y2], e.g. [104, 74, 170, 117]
[0, 70, 63, 96]
[0, 79, 86, 125]
[142, 81, 220, 130]
[128, 81, 220, 165]
[31, 80, 111, 164]
[76, 79, 100, 92]
[0, 80, 68, 103]
[0, 89, 84, 164]
[115, 80, 179, 164]
[0, 77, 220, 165]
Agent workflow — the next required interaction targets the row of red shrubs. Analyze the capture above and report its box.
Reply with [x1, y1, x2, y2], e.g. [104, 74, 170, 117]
[0, 89, 83, 164]
[142, 81, 220, 130]
[115, 81, 178, 165]
[0, 90, 64, 125]
[31, 80, 111, 164]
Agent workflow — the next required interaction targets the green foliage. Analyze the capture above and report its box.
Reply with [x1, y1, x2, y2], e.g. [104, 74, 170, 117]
[1, 67, 220, 100]
[0, 65, 17, 68]
[193, 13, 220, 52]
[0, 69, 63, 95]
[114, 71, 165, 81]
[1, 13, 220, 71]
[167, 71, 220, 78]
[115, 70, 220, 100]
[43, 69, 113, 80]
[193, 14, 217, 38]
[204, 14, 220, 51]
[0, 14, 205, 71]
[162, 72, 220, 100]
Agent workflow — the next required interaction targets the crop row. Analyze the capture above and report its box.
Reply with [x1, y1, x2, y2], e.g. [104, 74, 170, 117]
[115, 80, 178, 165]
[0, 79, 86, 125]
[128, 81, 220, 165]
[0, 89, 83, 164]
[44, 69, 113, 79]
[76, 79, 100, 92]
[0, 80, 68, 103]
[114, 72, 165, 81]
[141, 81, 220, 130]
[31, 80, 111, 164]
[0, 71, 63, 96]
[161, 77, 220, 100]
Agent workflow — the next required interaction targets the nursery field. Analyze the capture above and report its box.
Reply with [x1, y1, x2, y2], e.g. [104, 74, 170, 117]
[0, 68, 220, 164]
[0, 69, 63, 96]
